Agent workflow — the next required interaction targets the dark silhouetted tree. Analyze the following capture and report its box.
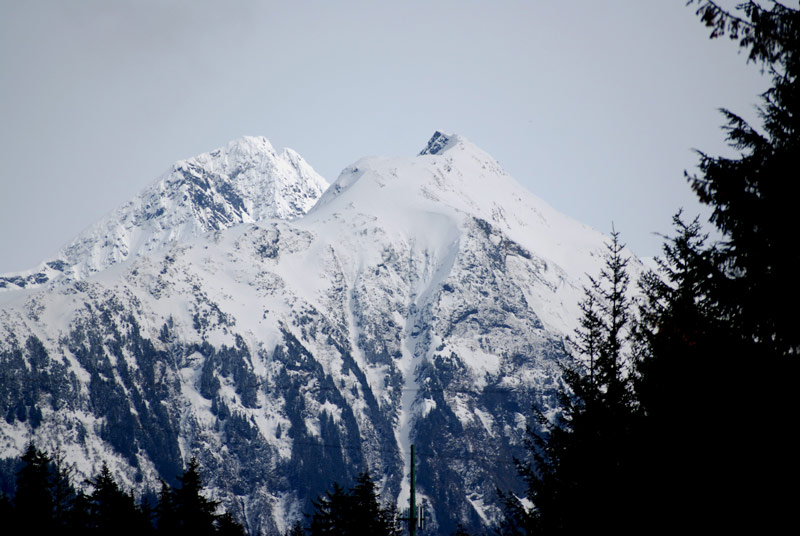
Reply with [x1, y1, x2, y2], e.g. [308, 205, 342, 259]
[687, 1, 800, 357]
[172, 457, 220, 535]
[308, 471, 399, 536]
[2, 445, 244, 535]
[628, 214, 738, 531]
[635, 1, 800, 530]
[86, 463, 150, 535]
[49, 448, 79, 530]
[309, 481, 349, 535]
[451, 523, 473, 536]
[154, 479, 179, 535]
[11, 443, 55, 535]
[507, 2, 800, 532]
[0, 492, 13, 526]
[501, 231, 641, 535]
[153, 457, 246, 535]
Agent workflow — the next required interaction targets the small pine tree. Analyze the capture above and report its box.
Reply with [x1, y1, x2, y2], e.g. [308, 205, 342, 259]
[451, 524, 473, 536]
[353, 472, 401, 536]
[309, 481, 349, 536]
[172, 457, 219, 536]
[49, 448, 79, 530]
[155, 479, 179, 535]
[307, 472, 399, 536]
[12, 443, 55, 535]
[86, 463, 149, 535]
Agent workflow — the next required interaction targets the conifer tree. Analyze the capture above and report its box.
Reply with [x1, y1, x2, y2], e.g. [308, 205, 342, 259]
[309, 481, 349, 535]
[152, 459, 247, 535]
[2, 446, 245, 535]
[172, 457, 220, 535]
[11, 443, 55, 535]
[629, 215, 735, 531]
[502, 3, 799, 533]
[155, 479, 179, 535]
[50, 448, 79, 530]
[308, 472, 399, 536]
[687, 1, 800, 357]
[451, 524, 473, 536]
[86, 463, 150, 535]
[502, 231, 640, 535]
[351, 471, 400, 536]
[637, 2, 800, 529]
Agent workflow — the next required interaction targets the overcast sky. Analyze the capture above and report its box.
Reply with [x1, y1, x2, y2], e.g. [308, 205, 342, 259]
[0, 0, 779, 273]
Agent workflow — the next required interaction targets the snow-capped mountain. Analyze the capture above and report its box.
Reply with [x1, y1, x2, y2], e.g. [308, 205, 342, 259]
[0, 135, 328, 288]
[0, 132, 641, 534]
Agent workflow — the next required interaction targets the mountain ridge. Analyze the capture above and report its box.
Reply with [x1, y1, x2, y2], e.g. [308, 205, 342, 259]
[0, 132, 642, 534]
[0, 135, 328, 290]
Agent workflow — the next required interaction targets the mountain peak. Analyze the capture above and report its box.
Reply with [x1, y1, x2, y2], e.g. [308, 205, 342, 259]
[229, 134, 274, 149]
[419, 130, 459, 156]
[74, 136, 329, 269]
[224, 135, 278, 161]
[175, 136, 281, 175]
[312, 130, 515, 220]
[0, 137, 328, 289]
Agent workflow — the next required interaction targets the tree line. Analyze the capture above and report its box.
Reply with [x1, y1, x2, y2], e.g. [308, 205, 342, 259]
[0, 443, 404, 536]
[499, 1, 798, 534]
[0, 443, 246, 536]
[284, 472, 402, 536]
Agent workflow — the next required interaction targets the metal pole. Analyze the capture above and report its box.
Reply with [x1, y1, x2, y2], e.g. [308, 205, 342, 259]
[410, 444, 416, 536]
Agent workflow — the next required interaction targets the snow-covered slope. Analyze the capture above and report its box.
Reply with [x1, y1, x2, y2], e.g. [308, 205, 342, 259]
[0, 136, 328, 288]
[0, 132, 642, 535]
[311, 131, 611, 334]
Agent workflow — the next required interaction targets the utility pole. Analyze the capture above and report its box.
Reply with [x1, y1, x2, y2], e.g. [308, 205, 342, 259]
[410, 444, 416, 536]
[402, 444, 424, 535]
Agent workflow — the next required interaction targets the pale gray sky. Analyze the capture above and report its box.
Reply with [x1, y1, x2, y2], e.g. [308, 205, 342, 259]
[0, 0, 776, 272]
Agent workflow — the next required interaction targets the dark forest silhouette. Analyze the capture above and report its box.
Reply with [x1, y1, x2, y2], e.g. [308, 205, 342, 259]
[499, 1, 799, 534]
[0, 443, 246, 536]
